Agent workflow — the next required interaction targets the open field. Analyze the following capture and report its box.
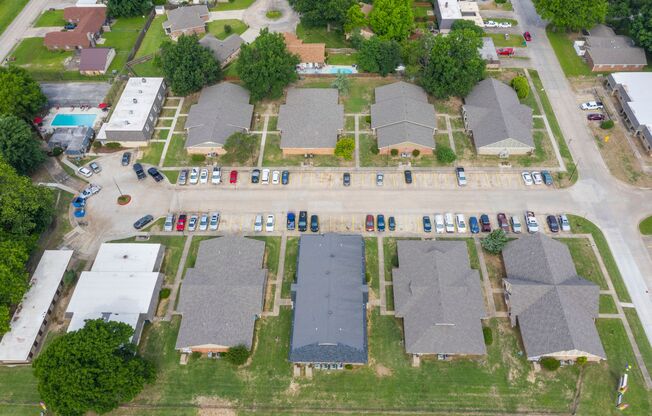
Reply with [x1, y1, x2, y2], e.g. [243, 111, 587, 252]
[33, 10, 64, 27]
[546, 28, 594, 78]
[296, 23, 349, 48]
[134, 15, 166, 59]
[207, 19, 248, 40]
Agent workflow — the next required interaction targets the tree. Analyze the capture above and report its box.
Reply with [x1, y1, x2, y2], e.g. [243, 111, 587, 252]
[331, 72, 351, 94]
[534, 0, 608, 31]
[358, 36, 401, 76]
[334, 137, 355, 160]
[420, 29, 485, 98]
[344, 4, 367, 33]
[224, 344, 250, 365]
[107, 0, 152, 17]
[390, 148, 399, 156]
[289, 0, 355, 27]
[576, 356, 588, 366]
[0, 67, 47, 120]
[510, 75, 530, 99]
[237, 29, 299, 100]
[223, 132, 258, 164]
[0, 239, 30, 308]
[0, 116, 45, 175]
[369, 0, 413, 41]
[161, 35, 222, 96]
[450, 19, 485, 36]
[600, 119, 614, 129]
[401, 34, 436, 79]
[481, 230, 509, 254]
[540, 357, 561, 371]
[436, 146, 457, 164]
[630, 6, 652, 53]
[33, 319, 155, 416]
[0, 305, 9, 336]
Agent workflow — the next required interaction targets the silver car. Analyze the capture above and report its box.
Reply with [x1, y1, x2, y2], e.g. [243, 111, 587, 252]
[164, 213, 175, 232]
[199, 213, 208, 231]
[178, 169, 188, 185]
[209, 212, 220, 231]
[188, 214, 198, 231]
[254, 214, 263, 232]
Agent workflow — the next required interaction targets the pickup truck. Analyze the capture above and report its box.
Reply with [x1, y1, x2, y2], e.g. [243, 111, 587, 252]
[80, 184, 102, 199]
[525, 211, 539, 233]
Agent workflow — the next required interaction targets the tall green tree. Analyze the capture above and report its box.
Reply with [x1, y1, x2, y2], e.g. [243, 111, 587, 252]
[236, 29, 299, 100]
[223, 132, 259, 164]
[289, 0, 355, 27]
[534, 0, 608, 31]
[630, 5, 652, 53]
[161, 35, 222, 96]
[450, 19, 485, 36]
[344, 3, 367, 33]
[0, 305, 10, 336]
[0, 239, 30, 308]
[369, 0, 413, 41]
[0, 67, 47, 120]
[0, 115, 45, 175]
[358, 36, 401, 76]
[420, 29, 485, 98]
[33, 320, 155, 416]
[107, 0, 152, 17]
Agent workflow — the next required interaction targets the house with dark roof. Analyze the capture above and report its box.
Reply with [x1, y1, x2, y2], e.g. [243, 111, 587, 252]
[371, 82, 437, 155]
[44, 7, 106, 50]
[176, 237, 267, 354]
[463, 78, 534, 156]
[48, 126, 94, 156]
[393, 240, 487, 358]
[79, 47, 115, 75]
[502, 234, 606, 362]
[583, 25, 647, 72]
[199, 34, 244, 67]
[290, 234, 368, 366]
[185, 82, 254, 155]
[605, 72, 652, 154]
[163, 5, 209, 40]
[278, 88, 344, 155]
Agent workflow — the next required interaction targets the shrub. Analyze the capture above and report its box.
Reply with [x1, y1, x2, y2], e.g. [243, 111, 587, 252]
[63, 270, 77, 287]
[436, 146, 457, 163]
[335, 137, 355, 160]
[106, 142, 122, 149]
[540, 357, 561, 371]
[510, 75, 530, 99]
[600, 120, 614, 129]
[159, 288, 171, 299]
[224, 24, 232, 34]
[482, 326, 493, 346]
[92, 141, 102, 149]
[496, 0, 507, 4]
[344, 364, 353, 370]
[191, 154, 206, 163]
[481, 229, 508, 254]
[370, 141, 380, 155]
[365, 115, 371, 124]
[51, 147, 63, 157]
[224, 344, 249, 365]
[390, 148, 399, 157]
[191, 351, 202, 360]
[412, 149, 421, 157]
[576, 356, 588, 366]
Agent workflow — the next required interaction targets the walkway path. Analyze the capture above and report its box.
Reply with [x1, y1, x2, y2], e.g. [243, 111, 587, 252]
[263, 233, 286, 317]
[158, 97, 184, 166]
[354, 115, 360, 168]
[165, 234, 193, 321]
[474, 238, 496, 317]
[257, 115, 269, 168]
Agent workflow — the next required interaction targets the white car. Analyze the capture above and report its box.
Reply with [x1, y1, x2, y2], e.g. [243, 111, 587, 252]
[444, 213, 455, 233]
[189, 168, 199, 184]
[199, 213, 208, 231]
[511, 215, 522, 233]
[580, 101, 604, 110]
[456, 167, 467, 186]
[211, 166, 221, 184]
[525, 211, 539, 233]
[199, 168, 209, 184]
[521, 171, 534, 186]
[164, 213, 175, 232]
[254, 214, 263, 232]
[484, 20, 498, 28]
[559, 214, 571, 231]
[434, 214, 445, 234]
[262, 169, 270, 184]
[78, 166, 93, 177]
[376, 173, 384, 186]
[272, 170, 280, 185]
[531, 171, 543, 185]
[497, 21, 512, 28]
[209, 212, 220, 231]
[188, 214, 198, 231]
[266, 214, 275, 232]
[455, 214, 467, 233]
[80, 184, 101, 199]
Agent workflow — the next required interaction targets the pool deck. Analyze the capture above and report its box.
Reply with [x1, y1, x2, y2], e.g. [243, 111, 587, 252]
[42, 106, 107, 133]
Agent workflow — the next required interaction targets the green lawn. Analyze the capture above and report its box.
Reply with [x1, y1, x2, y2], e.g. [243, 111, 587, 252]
[162, 170, 179, 184]
[281, 237, 299, 299]
[599, 295, 618, 314]
[533, 117, 545, 129]
[364, 237, 379, 296]
[261, 134, 349, 167]
[131, 58, 164, 77]
[138, 142, 165, 166]
[211, 0, 256, 11]
[296, 22, 349, 48]
[326, 53, 359, 65]
[488, 33, 526, 48]
[103, 16, 149, 74]
[135, 15, 167, 58]
[110, 235, 186, 285]
[163, 134, 190, 167]
[639, 216, 652, 235]
[624, 308, 652, 374]
[34, 10, 64, 27]
[558, 238, 608, 289]
[0, 0, 29, 36]
[206, 19, 248, 40]
[545, 27, 594, 78]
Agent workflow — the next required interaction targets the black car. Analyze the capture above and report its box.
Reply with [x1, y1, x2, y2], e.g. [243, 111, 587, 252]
[147, 167, 164, 182]
[121, 152, 131, 166]
[310, 215, 319, 232]
[287, 212, 296, 231]
[547, 215, 560, 233]
[343, 172, 351, 187]
[133, 214, 154, 230]
[388, 216, 396, 231]
[251, 169, 260, 183]
[298, 211, 308, 232]
[133, 163, 146, 180]
[282, 170, 289, 185]
[404, 170, 413, 184]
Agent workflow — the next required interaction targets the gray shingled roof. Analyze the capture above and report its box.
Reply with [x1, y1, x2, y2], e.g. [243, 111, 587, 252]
[199, 34, 243, 63]
[163, 5, 208, 33]
[585, 24, 647, 66]
[175, 237, 266, 350]
[289, 234, 368, 364]
[278, 88, 344, 150]
[392, 240, 487, 355]
[371, 82, 436, 149]
[503, 234, 606, 360]
[185, 82, 253, 149]
[463, 78, 533, 150]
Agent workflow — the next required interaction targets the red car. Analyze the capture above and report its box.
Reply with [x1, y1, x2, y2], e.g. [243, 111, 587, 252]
[587, 113, 605, 121]
[496, 47, 514, 56]
[497, 213, 510, 232]
[176, 214, 187, 231]
[523, 31, 532, 41]
[229, 170, 238, 184]
[365, 214, 375, 232]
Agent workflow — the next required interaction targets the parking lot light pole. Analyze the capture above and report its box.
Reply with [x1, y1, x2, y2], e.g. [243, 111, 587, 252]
[113, 177, 124, 197]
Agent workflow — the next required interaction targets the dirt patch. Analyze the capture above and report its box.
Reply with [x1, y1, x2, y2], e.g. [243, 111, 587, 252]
[483, 251, 506, 289]
[195, 397, 236, 409]
[375, 363, 393, 377]
[198, 409, 237, 416]
[286, 379, 301, 395]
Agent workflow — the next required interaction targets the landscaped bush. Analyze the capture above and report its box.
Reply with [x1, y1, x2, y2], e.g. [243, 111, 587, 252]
[436, 146, 456, 163]
[191, 154, 206, 163]
[370, 141, 380, 155]
[335, 137, 355, 160]
[106, 142, 122, 149]
[495, 0, 507, 4]
[224, 344, 249, 365]
[412, 149, 420, 157]
[482, 326, 493, 346]
[576, 356, 588, 366]
[92, 141, 102, 149]
[344, 364, 353, 370]
[540, 357, 561, 371]
[51, 147, 63, 157]
[600, 120, 614, 129]
[224, 24, 232, 34]
[390, 148, 399, 157]
[511, 75, 530, 99]
[191, 351, 202, 360]
[365, 115, 371, 124]
[481, 229, 508, 254]
[63, 270, 77, 287]
[159, 288, 171, 299]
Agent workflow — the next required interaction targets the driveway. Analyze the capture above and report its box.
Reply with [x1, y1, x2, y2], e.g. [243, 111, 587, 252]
[40, 82, 111, 106]
[242, 0, 299, 34]
[208, 10, 245, 21]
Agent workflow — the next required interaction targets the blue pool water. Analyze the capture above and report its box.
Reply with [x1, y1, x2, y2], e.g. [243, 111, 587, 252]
[328, 67, 354, 74]
[51, 113, 97, 127]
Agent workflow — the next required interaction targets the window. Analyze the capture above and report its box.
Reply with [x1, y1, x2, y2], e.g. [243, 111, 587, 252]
[149, 115, 154, 122]
[153, 105, 158, 112]
[145, 125, 150, 132]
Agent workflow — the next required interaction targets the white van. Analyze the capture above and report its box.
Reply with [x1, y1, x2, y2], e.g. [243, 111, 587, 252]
[444, 213, 455, 233]
[261, 168, 270, 184]
[164, 213, 175, 232]
[434, 214, 445, 234]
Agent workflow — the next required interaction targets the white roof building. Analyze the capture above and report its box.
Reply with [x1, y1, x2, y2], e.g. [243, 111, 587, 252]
[606, 72, 652, 152]
[65, 243, 164, 344]
[0, 250, 73, 364]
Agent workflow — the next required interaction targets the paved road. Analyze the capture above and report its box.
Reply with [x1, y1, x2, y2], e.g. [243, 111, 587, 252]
[0, 0, 49, 63]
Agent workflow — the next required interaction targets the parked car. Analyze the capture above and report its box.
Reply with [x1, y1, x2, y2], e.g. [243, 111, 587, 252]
[496, 47, 515, 56]
[484, 20, 498, 28]
[121, 152, 131, 166]
[541, 170, 553, 186]
[532, 171, 543, 185]
[547, 215, 560, 233]
[209, 212, 220, 231]
[456, 167, 467, 186]
[189, 168, 199, 184]
[422, 216, 432, 232]
[211, 166, 221, 184]
[266, 214, 275, 232]
[343, 172, 351, 186]
[89, 161, 101, 174]
[176, 214, 187, 231]
[377, 214, 386, 232]
[282, 170, 289, 185]
[147, 167, 164, 182]
[261, 168, 270, 184]
[480, 214, 491, 232]
[455, 214, 467, 233]
[133, 163, 146, 180]
[198, 213, 208, 231]
[497, 213, 510, 232]
[188, 214, 198, 231]
[178, 169, 188, 185]
[78, 166, 93, 177]
[133, 214, 153, 230]
[388, 216, 396, 231]
[521, 171, 533, 186]
[199, 168, 209, 184]
[164, 213, 175, 232]
[272, 170, 280, 185]
[365, 214, 375, 232]
[80, 184, 101, 199]
[251, 169, 261, 183]
[469, 216, 480, 234]
[229, 170, 238, 184]
[376, 172, 384, 186]
[254, 214, 263, 232]
[525, 211, 539, 233]
[434, 214, 445, 233]
[444, 213, 455, 233]
[404, 170, 413, 184]
[523, 31, 532, 41]
[298, 211, 308, 232]
[587, 113, 605, 121]
[559, 214, 571, 231]
[511, 215, 522, 233]
[497, 21, 512, 28]
[580, 101, 604, 110]
[310, 215, 319, 232]
[287, 212, 296, 231]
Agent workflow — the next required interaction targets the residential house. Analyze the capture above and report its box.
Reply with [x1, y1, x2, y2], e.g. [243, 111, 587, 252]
[176, 237, 267, 354]
[605, 72, 652, 154]
[289, 234, 368, 367]
[278, 88, 344, 155]
[283, 33, 325, 67]
[503, 234, 606, 362]
[583, 25, 647, 72]
[163, 5, 210, 40]
[199, 34, 244, 67]
[434, 0, 484, 33]
[79, 47, 115, 75]
[48, 126, 94, 156]
[185, 82, 253, 155]
[463, 78, 534, 156]
[370, 81, 437, 155]
[44, 6, 106, 50]
[393, 240, 486, 358]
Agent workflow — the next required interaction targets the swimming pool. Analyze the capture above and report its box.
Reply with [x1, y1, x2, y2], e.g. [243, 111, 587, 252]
[51, 114, 97, 128]
[297, 65, 358, 75]
[327, 66, 354, 74]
